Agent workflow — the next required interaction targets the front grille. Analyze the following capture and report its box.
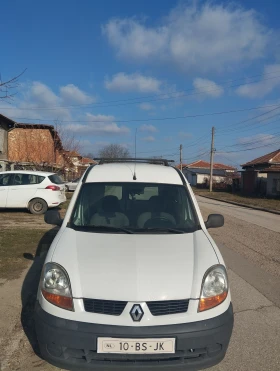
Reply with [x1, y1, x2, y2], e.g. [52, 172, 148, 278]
[83, 299, 127, 316]
[147, 299, 189, 316]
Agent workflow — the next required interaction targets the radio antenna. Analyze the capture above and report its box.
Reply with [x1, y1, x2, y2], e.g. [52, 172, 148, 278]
[133, 128, 137, 180]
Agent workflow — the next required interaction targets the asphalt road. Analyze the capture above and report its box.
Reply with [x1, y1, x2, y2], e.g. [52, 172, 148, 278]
[196, 195, 280, 233]
[197, 196, 280, 371]
[0, 198, 279, 370]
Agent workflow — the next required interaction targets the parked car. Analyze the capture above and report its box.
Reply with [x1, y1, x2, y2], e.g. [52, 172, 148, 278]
[35, 159, 233, 371]
[64, 177, 80, 192]
[0, 170, 66, 214]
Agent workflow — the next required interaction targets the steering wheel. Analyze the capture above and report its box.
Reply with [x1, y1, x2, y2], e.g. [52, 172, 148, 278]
[144, 216, 176, 229]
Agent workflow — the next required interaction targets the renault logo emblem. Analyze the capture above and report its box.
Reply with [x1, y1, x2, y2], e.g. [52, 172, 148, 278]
[130, 304, 144, 322]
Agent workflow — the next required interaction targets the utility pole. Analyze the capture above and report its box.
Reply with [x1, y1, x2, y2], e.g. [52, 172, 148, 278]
[180, 144, 183, 172]
[209, 127, 215, 192]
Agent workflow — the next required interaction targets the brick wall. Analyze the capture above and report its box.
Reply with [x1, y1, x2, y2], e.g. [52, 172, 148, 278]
[8, 128, 62, 165]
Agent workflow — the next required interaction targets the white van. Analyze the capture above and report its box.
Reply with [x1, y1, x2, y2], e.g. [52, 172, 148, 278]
[0, 170, 66, 214]
[35, 159, 233, 371]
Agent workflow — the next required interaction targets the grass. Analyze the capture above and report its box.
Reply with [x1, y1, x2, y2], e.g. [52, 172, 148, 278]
[0, 228, 58, 281]
[193, 188, 280, 212]
[0, 194, 73, 282]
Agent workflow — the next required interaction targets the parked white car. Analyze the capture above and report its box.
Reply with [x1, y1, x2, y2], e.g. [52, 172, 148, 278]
[0, 170, 66, 214]
[35, 159, 233, 371]
[64, 177, 80, 192]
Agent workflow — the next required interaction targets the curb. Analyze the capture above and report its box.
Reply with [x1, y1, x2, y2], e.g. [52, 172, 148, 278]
[196, 195, 280, 216]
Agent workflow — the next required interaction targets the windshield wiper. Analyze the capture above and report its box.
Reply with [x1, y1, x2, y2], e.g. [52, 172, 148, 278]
[77, 225, 134, 234]
[139, 227, 185, 234]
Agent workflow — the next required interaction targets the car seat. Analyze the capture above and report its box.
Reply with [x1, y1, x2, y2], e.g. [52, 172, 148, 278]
[137, 196, 176, 228]
[90, 195, 129, 227]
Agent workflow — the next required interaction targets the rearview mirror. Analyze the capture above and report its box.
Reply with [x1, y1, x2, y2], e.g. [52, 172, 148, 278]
[44, 210, 63, 226]
[205, 214, 224, 229]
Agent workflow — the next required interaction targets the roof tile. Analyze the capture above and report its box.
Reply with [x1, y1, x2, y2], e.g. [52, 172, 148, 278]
[242, 149, 280, 167]
[183, 160, 235, 170]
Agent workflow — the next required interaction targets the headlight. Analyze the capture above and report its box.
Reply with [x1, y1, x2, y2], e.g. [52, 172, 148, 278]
[40, 263, 74, 311]
[198, 265, 228, 312]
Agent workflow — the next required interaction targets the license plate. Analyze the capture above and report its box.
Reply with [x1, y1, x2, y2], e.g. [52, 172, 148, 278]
[97, 338, 175, 354]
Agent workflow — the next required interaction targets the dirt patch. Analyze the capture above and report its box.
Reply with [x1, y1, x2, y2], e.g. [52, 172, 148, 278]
[0, 208, 67, 230]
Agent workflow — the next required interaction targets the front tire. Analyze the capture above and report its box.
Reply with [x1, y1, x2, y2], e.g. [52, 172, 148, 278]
[29, 198, 48, 215]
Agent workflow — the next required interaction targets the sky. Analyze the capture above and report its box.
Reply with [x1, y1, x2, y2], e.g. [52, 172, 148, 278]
[1, 0, 280, 167]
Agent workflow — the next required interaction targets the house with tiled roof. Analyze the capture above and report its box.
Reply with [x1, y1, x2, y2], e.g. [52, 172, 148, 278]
[0, 113, 64, 171]
[180, 160, 237, 187]
[241, 149, 280, 196]
[0, 113, 96, 180]
[63, 151, 97, 180]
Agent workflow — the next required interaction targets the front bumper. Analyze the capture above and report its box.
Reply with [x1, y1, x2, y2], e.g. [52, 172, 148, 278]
[35, 302, 234, 371]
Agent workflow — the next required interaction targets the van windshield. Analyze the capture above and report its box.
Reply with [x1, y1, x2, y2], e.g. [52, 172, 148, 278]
[70, 182, 199, 234]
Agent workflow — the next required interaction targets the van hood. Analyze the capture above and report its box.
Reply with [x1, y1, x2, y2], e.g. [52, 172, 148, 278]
[51, 228, 219, 301]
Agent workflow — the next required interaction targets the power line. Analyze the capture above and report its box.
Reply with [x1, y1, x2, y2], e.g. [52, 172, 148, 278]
[2, 70, 280, 111]
[6, 103, 280, 125]
[216, 105, 280, 134]
[214, 154, 241, 168]
[217, 139, 280, 153]
[220, 116, 280, 136]
[182, 149, 211, 162]
[219, 132, 280, 150]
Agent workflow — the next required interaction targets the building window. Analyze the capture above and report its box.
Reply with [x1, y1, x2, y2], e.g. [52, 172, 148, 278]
[272, 178, 280, 194]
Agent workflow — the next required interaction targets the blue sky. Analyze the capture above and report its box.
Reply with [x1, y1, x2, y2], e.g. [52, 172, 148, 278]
[1, 0, 280, 167]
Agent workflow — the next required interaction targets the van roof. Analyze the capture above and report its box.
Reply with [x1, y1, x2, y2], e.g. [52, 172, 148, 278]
[85, 162, 184, 185]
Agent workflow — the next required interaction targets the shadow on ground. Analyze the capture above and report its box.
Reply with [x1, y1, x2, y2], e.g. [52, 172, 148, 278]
[21, 227, 59, 357]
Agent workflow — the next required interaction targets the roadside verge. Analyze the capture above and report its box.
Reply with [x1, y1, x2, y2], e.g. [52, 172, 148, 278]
[196, 194, 280, 216]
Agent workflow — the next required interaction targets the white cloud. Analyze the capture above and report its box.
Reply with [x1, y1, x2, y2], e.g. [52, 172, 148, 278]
[1, 81, 71, 121]
[65, 113, 130, 135]
[0, 82, 132, 139]
[236, 64, 280, 98]
[26, 81, 59, 107]
[105, 72, 162, 93]
[139, 124, 157, 132]
[238, 133, 277, 146]
[139, 102, 155, 111]
[60, 84, 95, 104]
[103, 2, 272, 73]
[142, 135, 155, 142]
[193, 78, 224, 98]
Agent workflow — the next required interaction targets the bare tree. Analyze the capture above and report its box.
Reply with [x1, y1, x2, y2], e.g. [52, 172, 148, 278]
[98, 144, 130, 159]
[53, 121, 83, 180]
[0, 69, 26, 100]
[54, 121, 81, 159]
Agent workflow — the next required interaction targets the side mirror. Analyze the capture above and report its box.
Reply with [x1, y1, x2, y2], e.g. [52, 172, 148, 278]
[205, 214, 224, 229]
[44, 210, 63, 226]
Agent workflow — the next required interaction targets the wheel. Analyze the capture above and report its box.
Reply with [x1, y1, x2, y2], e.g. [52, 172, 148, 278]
[29, 198, 48, 215]
[65, 185, 69, 192]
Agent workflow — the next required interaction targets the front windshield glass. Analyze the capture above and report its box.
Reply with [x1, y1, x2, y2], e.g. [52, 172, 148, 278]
[70, 182, 199, 234]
